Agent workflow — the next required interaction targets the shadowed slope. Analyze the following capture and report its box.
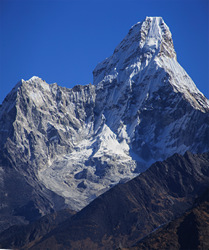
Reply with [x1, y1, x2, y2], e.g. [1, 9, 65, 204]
[6, 151, 206, 250]
[132, 187, 209, 249]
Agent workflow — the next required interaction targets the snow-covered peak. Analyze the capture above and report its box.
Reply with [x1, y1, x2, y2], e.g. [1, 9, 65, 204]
[114, 16, 173, 56]
[22, 76, 41, 82]
[0, 77, 45, 112]
[22, 76, 46, 85]
[93, 16, 208, 112]
[21, 76, 52, 94]
[93, 17, 176, 86]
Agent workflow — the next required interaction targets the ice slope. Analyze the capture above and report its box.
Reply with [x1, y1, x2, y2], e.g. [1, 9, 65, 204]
[0, 17, 209, 212]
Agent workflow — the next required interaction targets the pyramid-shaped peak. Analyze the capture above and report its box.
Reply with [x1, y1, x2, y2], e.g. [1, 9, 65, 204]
[93, 17, 176, 85]
[127, 16, 175, 56]
[114, 16, 175, 62]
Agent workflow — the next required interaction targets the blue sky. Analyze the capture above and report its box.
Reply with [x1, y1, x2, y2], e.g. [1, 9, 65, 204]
[0, 0, 208, 104]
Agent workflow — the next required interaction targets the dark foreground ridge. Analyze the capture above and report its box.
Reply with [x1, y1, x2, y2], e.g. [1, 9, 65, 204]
[0, 208, 76, 249]
[132, 186, 209, 249]
[0, 151, 209, 249]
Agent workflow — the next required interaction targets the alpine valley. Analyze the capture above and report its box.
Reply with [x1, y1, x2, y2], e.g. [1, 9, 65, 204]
[0, 17, 209, 249]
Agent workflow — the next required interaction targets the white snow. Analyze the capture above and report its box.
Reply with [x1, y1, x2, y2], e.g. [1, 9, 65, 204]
[38, 123, 137, 210]
[144, 17, 162, 52]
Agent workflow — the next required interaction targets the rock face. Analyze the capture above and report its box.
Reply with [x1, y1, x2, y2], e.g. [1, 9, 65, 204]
[1, 151, 208, 249]
[0, 16, 209, 230]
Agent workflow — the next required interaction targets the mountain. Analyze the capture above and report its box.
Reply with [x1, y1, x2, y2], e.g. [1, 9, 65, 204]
[1, 151, 208, 249]
[0, 16, 209, 231]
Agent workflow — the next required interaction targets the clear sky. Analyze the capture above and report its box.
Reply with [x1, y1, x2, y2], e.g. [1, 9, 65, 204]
[0, 0, 208, 104]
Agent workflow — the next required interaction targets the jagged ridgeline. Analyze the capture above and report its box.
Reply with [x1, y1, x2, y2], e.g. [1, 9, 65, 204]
[0, 17, 209, 232]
